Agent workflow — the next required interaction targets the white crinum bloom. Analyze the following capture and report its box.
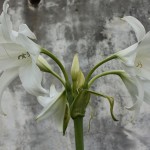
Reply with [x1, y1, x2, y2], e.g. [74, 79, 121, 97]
[0, 0, 47, 114]
[36, 85, 67, 132]
[116, 16, 150, 111]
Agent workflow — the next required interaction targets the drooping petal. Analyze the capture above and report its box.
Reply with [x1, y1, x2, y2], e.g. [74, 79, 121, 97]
[125, 78, 144, 111]
[19, 24, 36, 39]
[116, 43, 138, 66]
[19, 62, 48, 96]
[0, 67, 18, 114]
[36, 91, 66, 132]
[122, 16, 146, 42]
[38, 96, 53, 107]
[38, 85, 59, 107]
[120, 73, 144, 109]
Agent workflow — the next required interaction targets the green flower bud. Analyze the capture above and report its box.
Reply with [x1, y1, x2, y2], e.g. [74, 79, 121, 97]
[71, 54, 80, 81]
[75, 70, 85, 89]
[37, 55, 52, 72]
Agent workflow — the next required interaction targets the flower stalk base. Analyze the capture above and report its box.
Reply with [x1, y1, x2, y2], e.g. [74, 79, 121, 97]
[73, 117, 84, 150]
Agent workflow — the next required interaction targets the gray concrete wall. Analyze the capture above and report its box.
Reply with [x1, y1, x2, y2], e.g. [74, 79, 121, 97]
[0, 0, 150, 150]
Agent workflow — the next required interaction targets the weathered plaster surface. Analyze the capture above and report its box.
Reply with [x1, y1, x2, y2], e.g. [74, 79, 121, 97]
[0, 0, 150, 150]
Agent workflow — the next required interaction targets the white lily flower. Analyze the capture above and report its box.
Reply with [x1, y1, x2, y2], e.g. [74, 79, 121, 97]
[116, 16, 150, 80]
[0, 0, 47, 114]
[115, 16, 150, 113]
[36, 85, 67, 132]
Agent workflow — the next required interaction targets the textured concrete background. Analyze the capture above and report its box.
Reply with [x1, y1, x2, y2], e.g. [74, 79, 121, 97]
[1, 0, 150, 150]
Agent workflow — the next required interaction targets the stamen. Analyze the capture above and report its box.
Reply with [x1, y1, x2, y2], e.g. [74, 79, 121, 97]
[18, 52, 30, 60]
[136, 61, 142, 68]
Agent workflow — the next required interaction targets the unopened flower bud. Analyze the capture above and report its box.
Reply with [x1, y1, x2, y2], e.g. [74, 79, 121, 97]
[37, 55, 51, 72]
[71, 54, 80, 81]
[75, 70, 85, 89]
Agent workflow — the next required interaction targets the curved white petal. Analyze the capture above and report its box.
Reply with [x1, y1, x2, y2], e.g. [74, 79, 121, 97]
[116, 43, 138, 66]
[125, 78, 144, 111]
[37, 96, 54, 107]
[122, 16, 146, 41]
[3, 0, 9, 13]
[16, 33, 40, 55]
[120, 73, 144, 110]
[0, 67, 18, 115]
[38, 85, 60, 107]
[36, 91, 66, 132]
[19, 24, 36, 39]
[19, 62, 48, 96]
[1, 0, 12, 41]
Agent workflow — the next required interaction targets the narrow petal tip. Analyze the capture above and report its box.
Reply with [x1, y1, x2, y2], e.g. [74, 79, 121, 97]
[3, 0, 9, 13]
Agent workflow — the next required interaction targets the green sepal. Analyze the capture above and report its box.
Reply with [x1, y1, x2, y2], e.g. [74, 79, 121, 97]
[63, 103, 70, 135]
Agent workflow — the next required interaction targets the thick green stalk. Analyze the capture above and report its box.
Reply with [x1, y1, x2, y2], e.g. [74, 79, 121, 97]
[74, 117, 84, 150]
[40, 48, 69, 83]
[84, 54, 117, 86]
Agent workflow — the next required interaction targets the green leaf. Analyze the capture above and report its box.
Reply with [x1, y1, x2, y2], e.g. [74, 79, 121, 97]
[63, 103, 70, 135]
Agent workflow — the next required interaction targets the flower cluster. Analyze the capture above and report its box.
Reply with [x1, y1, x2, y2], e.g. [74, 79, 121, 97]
[0, 0, 150, 136]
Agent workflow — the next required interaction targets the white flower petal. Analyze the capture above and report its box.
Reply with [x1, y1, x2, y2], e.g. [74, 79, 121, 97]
[50, 84, 58, 98]
[16, 33, 40, 55]
[134, 32, 150, 80]
[0, 43, 30, 70]
[125, 78, 144, 111]
[38, 90, 60, 107]
[116, 43, 138, 66]
[120, 73, 144, 109]
[0, 67, 18, 114]
[121, 64, 136, 76]
[122, 16, 146, 41]
[19, 24, 36, 39]
[141, 80, 150, 104]
[37, 96, 54, 107]
[1, 0, 12, 41]
[19, 62, 48, 96]
[0, 25, 9, 43]
[36, 91, 66, 132]
[3, 0, 9, 13]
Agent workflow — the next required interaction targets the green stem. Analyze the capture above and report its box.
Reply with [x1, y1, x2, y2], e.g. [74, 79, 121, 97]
[84, 54, 117, 86]
[41, 48, 69, 83]
[87, 90, 118, 121]
[88, 70, 124, 87]
[74, 117, 84, 150]
[45, 68, 66, 87]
